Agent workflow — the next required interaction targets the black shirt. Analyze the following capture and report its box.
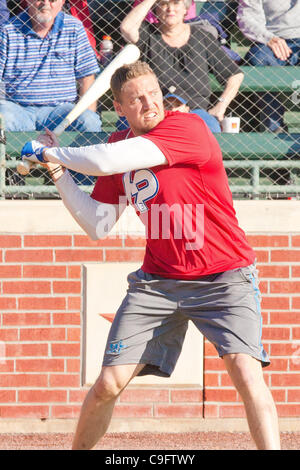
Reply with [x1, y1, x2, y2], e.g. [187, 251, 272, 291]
[137, 23, 241, 110]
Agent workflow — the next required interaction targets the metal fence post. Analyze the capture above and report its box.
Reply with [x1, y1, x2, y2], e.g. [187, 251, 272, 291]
[0, 114, 6, 200]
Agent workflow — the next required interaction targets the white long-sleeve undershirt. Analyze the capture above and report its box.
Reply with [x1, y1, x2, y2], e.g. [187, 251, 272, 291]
[45, 136, 167, 176]
[55, 170, 126, 240]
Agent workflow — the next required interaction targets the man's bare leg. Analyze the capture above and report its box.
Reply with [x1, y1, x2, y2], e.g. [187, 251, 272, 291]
[223, 353, 280, 450]
[72, 363, 145, 450]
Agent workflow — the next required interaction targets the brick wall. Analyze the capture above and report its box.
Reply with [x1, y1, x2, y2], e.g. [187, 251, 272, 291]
[0, 201, 300, 426]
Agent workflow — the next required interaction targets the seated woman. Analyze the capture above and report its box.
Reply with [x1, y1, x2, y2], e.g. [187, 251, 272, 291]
[120, 0, 244, 132]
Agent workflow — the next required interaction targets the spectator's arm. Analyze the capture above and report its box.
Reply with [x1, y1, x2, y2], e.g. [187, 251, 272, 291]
[0, 0, 9, 26]
[77, 74, 97, 112]
[237, 0, 274, 45]
[120, 0, 157, 43]
[208, 72, 244, 122]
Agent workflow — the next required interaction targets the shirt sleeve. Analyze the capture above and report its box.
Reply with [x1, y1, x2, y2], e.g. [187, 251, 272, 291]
[0, 27, 7, 81]
[203, 33, 242, 86]
[143, 112, 212, 167]
[74, 22, 100, 79]
[237, 0, 273, 44]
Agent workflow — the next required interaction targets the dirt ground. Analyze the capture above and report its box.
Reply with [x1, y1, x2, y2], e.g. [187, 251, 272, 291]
[0, 432, 298, 450]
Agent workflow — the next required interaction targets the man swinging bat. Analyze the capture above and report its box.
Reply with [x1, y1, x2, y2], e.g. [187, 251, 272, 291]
[21, 61, 281, 450]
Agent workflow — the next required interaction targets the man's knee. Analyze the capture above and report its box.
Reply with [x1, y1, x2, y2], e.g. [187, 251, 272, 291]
[92, 367, 129, 402]
[224, 353, 265, 396]
[73, 110, 102, 132]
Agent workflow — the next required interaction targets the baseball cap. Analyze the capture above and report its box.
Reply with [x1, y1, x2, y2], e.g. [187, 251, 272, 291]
[163, 93, 188, 105]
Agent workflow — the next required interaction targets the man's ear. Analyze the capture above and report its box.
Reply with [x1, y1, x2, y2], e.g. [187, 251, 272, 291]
[113, 100, 125, 117]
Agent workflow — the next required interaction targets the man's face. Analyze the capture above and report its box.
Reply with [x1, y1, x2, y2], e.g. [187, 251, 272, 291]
[114, 73, 165, 136]
[27, 0, 65, 25]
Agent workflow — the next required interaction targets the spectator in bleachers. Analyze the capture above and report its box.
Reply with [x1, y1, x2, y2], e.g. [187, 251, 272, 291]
[163, 92, 222, 132]
[0, 0, 101, 134]
[120, 0, 244, 132]
[0, 0, 9, 25]
[237, 0, 300, 132]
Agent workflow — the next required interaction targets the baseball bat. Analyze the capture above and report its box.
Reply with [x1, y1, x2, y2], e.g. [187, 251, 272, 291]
[17, 44, 140, 176]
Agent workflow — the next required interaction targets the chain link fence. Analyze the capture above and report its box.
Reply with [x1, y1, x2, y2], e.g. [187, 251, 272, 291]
[0, 0, 299, 200]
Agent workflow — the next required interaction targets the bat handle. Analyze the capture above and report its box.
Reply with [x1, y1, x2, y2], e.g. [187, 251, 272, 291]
[16, 159, 36, 176]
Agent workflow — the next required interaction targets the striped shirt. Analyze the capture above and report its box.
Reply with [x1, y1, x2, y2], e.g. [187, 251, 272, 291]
[0, 10, 100, 106]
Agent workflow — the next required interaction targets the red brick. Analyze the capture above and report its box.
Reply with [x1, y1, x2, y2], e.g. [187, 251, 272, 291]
[5, 250, 53, 262]
[20, 328, 66, 341]
[0, 360, 14, 372]
[270, 281, 300, 294]
[266, 358, 288, 371]
[171, 390, 202, 403]
[219, 405, 246, 418]
[49, 374, 80, 388]
[23, 265, 67, 278]
[124, 236, 146, 247]
[247, 235, 289, 247]
[270, 312, 299, 324]
[205, 389, 238, 402]
[292, 297, 300, 309]
[67, 328, 81, 341]
[270, 343, 299, 356]
[51, 343, 80, 357]
[287, 390, 300, 402]
[292, 236, 300, 247]
[53, 281, 81, 294]
[2, 312, 51, 326]
[0, 328, 18, 341]
[0, 297, 17, 310]
[105, 249, 145, 262]
[292, 327, 300, 339]
[74, 235, 122, 247]
[18, 297, 66, 310]
[0, 374, 48, 388]
[258, 265, 289, 279]
[24, 235, 72, 247]
[0, 265, 21, 278]
[113, 404, 153, 418]
[277, 404, 300, 417]
[18, 390, 67, 403]
[254, 251, 269, 263]
[3, 281, 51, 295]
[67, 297, 81, 310]
[120, 389, 169, 403]
[203, 404, 218, 418]
[67, 266, 81, 278]
[154, 404, 203, 418]
[271, 250, 300, 262]
[0, 406, 49, 419]
[0, 390, 16, 403]
[55, 249, 103, 262]
[69, 390, 89, 403]
[66, 359, 80, 373]
[52, 313, 81, 325]
[261, 297, 290, 310]
[51, 405, 81, 419]
[204, 373, 219, 387]
[16, 359, 64, 373]
[6, 343, 48, 357]
[204, 358, 227, 371]
[271, 374, 300, 387]
[0, 235, 21, 248]
[292, 266, 300, 278]
[262, 327, 290, 340]
[271, 389, 286, 402]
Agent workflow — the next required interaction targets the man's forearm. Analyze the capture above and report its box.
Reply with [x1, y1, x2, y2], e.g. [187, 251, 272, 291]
[120, 0, 157, 43]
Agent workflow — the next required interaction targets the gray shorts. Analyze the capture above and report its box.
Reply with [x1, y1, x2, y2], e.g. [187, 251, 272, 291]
[102, 264, 270, 377]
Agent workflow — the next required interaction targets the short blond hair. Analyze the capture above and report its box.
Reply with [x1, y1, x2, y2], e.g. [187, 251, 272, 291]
[110, 61, 157, 102]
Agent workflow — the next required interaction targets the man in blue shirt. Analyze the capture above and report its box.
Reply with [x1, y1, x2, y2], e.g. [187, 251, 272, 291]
[0, 0, 9, 25]
[0, 0, 101, 133]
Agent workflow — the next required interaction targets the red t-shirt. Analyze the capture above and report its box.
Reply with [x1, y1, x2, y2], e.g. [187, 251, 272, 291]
[91, 112, 255, 279]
